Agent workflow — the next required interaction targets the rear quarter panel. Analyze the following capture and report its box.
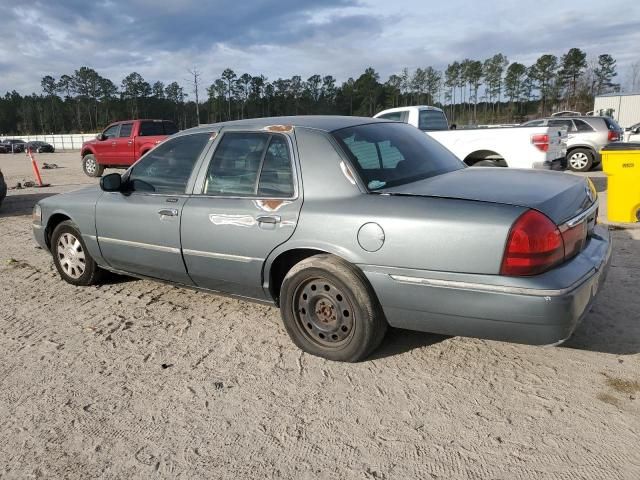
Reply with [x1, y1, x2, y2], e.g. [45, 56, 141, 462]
[266, 127, 525, 277]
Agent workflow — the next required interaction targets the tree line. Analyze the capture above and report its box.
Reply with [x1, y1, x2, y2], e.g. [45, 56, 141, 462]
[0, 48, 621, 135]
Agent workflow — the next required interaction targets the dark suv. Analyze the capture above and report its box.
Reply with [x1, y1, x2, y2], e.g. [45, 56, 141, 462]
[522, 116, 623, 172]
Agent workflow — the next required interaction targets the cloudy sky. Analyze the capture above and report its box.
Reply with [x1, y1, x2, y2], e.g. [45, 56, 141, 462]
[2, 0, 639, 95]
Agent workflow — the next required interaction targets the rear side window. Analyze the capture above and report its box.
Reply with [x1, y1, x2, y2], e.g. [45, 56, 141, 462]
[127, 133, 210, 194]
[574, 119, 594, 132]
[548, 119, 576, 132]
[523, 120, 544, 127]
[418, 110, 448, 131]
[204, 133, 294, 197]
[139, 121, 164, 136]
[164, 121, 179, 135]
[258, 136, 295, 197]
[119, 123, 133, 137]
[379, 112, 404, 121]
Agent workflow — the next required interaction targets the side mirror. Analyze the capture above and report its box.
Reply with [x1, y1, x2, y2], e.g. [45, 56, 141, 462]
[100, 173, 122, 192]
[97, 133, 106, 141]
[633, 127, 640, 134]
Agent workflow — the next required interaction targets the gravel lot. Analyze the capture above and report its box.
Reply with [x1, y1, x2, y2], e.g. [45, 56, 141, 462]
[1, 152, 639, 479]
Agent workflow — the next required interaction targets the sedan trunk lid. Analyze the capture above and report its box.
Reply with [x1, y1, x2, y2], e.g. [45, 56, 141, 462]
[379, 168, 596, 225]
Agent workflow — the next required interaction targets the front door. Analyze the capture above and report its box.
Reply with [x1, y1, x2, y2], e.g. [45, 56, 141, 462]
[94, 123, 121, 164]
[181, 130, 302, 299]
[96, 132, 212, 283]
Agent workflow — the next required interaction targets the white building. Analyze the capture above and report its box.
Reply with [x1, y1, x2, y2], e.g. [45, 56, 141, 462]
[593, 92, 640, 128]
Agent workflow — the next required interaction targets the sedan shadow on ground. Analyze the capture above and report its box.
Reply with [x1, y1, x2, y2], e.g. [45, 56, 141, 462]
[564, 227, 640, 356]
[370, 328, 448, 360]
[0, 191, 58, 218]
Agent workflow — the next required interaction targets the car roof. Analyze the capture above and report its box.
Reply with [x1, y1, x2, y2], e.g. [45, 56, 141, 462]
[178, 115, 392, 136]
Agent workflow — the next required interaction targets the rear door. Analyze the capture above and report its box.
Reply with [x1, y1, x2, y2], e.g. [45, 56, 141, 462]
[181, 128, 302, 299]
[95, 132, 212, 283]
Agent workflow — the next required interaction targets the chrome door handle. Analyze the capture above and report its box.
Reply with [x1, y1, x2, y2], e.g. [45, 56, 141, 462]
[111, 141, 117, 145]
[127, 141, 133, 145]
[158, 208, 178, 217]
[256, 215, 281, 224]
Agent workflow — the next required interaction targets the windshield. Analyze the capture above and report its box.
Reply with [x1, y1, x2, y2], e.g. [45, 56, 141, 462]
[332, 122, 464, 190]
[418, 110, 449, 131]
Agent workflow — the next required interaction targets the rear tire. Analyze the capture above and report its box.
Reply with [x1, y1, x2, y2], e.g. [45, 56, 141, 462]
[82, 154, 104, 177]
[472, 160, 500, 167]
[51, 220, 104, 286]
[280, 254, 387, 362]
[567, 148, 593, 172]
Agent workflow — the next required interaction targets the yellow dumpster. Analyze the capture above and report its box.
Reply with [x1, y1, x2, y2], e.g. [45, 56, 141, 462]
[601, 142, 640, 223]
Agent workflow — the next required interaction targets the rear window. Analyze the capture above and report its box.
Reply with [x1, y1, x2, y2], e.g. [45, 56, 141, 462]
[418, 110, 449, 131]
[139, 120, 179, 136]
[603, 117, 622, 131]
[333, 122, 464, 191]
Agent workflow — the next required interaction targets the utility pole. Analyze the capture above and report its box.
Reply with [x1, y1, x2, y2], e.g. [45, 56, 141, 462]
[188, 66, 201, 125]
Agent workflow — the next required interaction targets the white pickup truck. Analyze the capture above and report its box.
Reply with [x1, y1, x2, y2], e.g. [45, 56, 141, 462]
[374, 106, 567, 170]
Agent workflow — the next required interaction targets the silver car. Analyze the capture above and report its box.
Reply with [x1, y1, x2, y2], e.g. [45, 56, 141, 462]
[523, 116, 623, 172]
[32, 116, 611, 362]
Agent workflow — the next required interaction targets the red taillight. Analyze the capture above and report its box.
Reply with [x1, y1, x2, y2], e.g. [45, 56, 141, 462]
[531, 134, 550, 152]
[501, 210, 564, 276]
[608, 130, 619, 141]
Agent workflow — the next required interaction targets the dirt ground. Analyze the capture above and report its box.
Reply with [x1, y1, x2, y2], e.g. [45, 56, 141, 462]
[0, 152, 639, 479]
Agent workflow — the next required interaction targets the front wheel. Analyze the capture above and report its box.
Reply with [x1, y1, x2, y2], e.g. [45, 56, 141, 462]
[472, 160, 500, 167]
[280, 254, 387, 362]
[82, 154, 104, 177]
[567, 148, 593, 172]
[51, 220, 104, 286]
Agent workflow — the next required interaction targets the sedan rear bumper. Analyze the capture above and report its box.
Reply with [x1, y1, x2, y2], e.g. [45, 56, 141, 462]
[361, 225, 612, 345]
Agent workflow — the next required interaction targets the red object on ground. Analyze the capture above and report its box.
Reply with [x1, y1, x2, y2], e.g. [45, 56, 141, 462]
[27, 148, 49, 187]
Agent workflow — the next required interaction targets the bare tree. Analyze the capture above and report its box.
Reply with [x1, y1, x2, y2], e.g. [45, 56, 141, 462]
[187, 66, 201, 125]
[629, 61, 640, 92]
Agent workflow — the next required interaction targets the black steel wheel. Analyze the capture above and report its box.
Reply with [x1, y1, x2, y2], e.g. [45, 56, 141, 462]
[280, 254, 387, 362]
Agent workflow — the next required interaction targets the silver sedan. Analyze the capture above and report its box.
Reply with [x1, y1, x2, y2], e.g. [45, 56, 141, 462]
[33, 116, 611, 361]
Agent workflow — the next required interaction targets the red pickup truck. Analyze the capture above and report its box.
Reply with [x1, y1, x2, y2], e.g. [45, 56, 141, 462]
[81, 119, 178, 177]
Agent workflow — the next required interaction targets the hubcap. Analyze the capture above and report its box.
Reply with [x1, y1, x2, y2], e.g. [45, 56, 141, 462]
[570, 152, 589, 170]
[57, 233, 86, 279]
[85, 158, 96, 174]
[293, 278, 354, 347]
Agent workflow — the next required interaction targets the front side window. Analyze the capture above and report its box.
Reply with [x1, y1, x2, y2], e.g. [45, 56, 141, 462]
[127, 133, 210, 194]
[333, 122, 464, 190]
[204, 132, 294, 197]
[119, 123, 133, 138]
[103, 124, 120, 139]
[418, 110, 449, 131]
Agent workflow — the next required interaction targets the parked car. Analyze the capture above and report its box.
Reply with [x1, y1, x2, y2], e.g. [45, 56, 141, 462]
[522, 116, 623, 172]
[374, 106, 567, 170]
[33, 116, 611, 362]
[1, 139, 26, 153]
[0, 167, 6, 208]
[80, 119, 179, 177]
[624, 122, 640, 142]
[25, 141, 55, 153]
[0, 144, 7, 154]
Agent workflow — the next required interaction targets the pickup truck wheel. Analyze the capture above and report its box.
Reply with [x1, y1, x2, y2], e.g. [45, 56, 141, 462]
[82, 154, 104, 177]
[567, 148, 593, 172]
[51, 220, 104, 286]
[280, 254, 387, 362]
[473, 160, 499, 167]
